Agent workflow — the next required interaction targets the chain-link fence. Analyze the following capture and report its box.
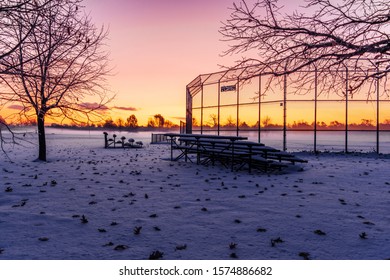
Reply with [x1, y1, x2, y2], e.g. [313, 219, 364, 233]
[186, 64, 390, 153]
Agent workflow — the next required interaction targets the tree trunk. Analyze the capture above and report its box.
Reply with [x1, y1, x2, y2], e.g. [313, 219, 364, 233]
[37, 112, 47, 161]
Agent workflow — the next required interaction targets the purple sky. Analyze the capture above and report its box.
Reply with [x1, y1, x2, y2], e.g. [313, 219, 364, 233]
[83, 0, 237, 124]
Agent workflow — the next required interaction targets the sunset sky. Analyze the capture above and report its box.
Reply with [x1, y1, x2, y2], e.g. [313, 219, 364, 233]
[3, 0, 384, 127]
[83, 0, 240, 125]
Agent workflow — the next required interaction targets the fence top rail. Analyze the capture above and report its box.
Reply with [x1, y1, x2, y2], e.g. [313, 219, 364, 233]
[163, 133, 247, 141]
[187, 59, 389, 88]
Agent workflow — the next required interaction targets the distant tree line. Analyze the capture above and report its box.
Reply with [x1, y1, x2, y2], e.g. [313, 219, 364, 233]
[46, 113, 180, 130]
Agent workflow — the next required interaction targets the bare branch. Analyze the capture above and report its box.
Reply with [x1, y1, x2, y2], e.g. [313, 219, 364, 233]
[220, 0, 390, 93]
[0, 0, 113, 160]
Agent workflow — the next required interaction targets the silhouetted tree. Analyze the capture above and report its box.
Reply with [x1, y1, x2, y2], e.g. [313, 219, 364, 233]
[1, 0, 112, 161]
[262, 116, 272, 127]
[220, 0, 390, 95]
[125, 114, 138, 128]
[239, 121, 250, 129]
[290, 120, 312, 130]
[153, 114, 165, 128]
[163, 119, 174, 128]
[116, 118, 125, 129]
[0, 1, 57, 153]
[147, 117, 156, 128]
[103, 118, 115, 129]
[329, 120, 344, 129]
[208, 114, 218, 127]
[224, 115, 236, 128]
[192, 118, 198, 127]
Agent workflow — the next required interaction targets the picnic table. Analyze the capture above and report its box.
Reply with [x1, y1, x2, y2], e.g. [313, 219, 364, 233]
[163, 133, 307, 173]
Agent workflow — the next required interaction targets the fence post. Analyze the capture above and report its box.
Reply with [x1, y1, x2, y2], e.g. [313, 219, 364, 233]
[180, 121, 186, 134]
[218, 80, 221, 135]
[283, 71, 287, 151]
[258, 75, 262, 143]
[376, 65, 380, 154]
[345, 67, 349, 153]
[200, 83, 204, 134]
[237, 78, 240, 137]
[186, 87, 192, 134]
[314, 68, 318, 153]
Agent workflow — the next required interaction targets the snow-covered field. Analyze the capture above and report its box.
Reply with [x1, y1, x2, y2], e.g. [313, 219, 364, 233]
[0, 129, 389, 260]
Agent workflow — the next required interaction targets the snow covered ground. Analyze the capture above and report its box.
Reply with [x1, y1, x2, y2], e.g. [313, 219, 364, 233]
[0, 130, 389, 260]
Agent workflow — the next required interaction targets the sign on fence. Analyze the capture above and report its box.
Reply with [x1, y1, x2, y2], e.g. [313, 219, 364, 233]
[221, 85, 236, 92]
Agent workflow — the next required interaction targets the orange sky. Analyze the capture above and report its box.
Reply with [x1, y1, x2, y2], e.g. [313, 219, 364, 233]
[0, 0, 314, 127]
[83, 0, 238, 125]
[3, 0, 385, 126]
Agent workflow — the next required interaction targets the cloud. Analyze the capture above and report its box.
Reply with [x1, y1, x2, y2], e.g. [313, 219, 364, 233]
[7, 105, 25, 111]
[113, 106, 138, 111]
[78, 102, 110, 111]
[171, 116, 186, 121]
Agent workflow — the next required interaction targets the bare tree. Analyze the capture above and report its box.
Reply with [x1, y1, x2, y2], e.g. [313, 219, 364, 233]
[208, 114, 218, 127]
[0, 0, 54, 154]
[125, 114, 138, 128]
[1, 0, 112, 161]
[220, 0, 390, 94]
[153, 114, 165, 128]
[116, 117, 124, 129]
[147, 117, 156, 128]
